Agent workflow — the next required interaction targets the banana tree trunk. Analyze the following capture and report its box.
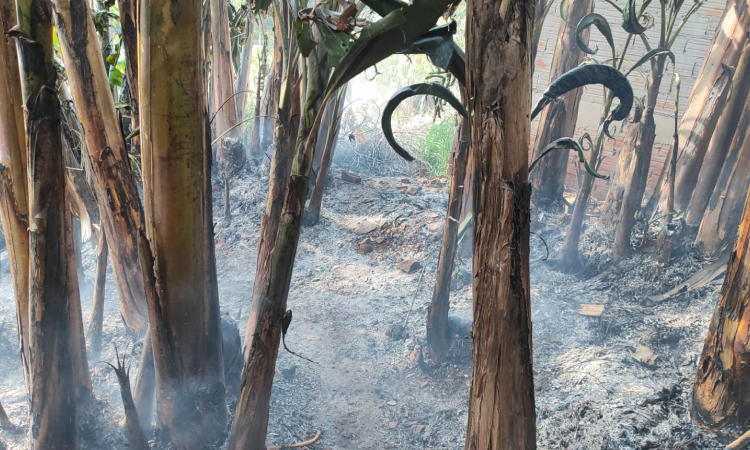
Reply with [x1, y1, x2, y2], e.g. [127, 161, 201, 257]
[693, 182, 750, 427]
[672, 0, 750, 211]
[117, 0, 139, 151]
[236, 17, 255, 122]
[464, 0, 536, 446]
[425, 108, 468, 365]
[612, 56, 667, 261]
[0, 0, 30, 389]
[686, 37, 750, 226]
[13, 0, 80, 445]
[52, 0, 150, 337]
[243, 14, 299, 358]
[211, 0, 239, 141]
[695, 86, 750, 256]
[87, 228, 108, 357]
[229, 39, 330, 450]
[139, 0, 228, 443]
[530, 0, 593, 207]
[306, 85, 347, 225]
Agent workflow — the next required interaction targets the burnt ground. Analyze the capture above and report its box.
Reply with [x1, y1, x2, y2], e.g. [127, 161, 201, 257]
[0, 158, 733, 449]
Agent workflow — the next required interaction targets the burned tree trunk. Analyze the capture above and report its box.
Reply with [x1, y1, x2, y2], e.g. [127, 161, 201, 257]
[13, 0, 80, 445]
[672, 0, 750, 210]
[87, 228, 108, 357]
[695, 88, 750, 255]
[464, 0, 536, 446]
[132, 328, 155, 433]
[229, 32, 330, 450]
[425, 110, 469, 364]
[306, 86, 347, 226]
[687, 36, 750, 226]
[117, 0, 139, 151]
[52, 0, 150, 336]
[139, 0, 228, 443]
[529, 0, 593, 207]
[211, 0, 239, 140]
[243, 13, 300, 358]
[612, 56, 667, 261]
[108, 350, 149, 450]
[0, 0, 30, 388]
[693, 183, 750, 427]
[601, 113, 642, 227]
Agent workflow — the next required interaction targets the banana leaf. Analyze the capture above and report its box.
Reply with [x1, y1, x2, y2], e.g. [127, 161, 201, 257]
[531, 64, 633, 138]
[530, 137, 609, 179]
[381, 83, 467, 161]
[576, 13, 615, 56]
[622, 0, 649, 34]
[624, 48, 674, 76]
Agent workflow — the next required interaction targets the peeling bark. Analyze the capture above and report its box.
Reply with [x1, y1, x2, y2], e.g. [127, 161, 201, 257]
[464, 0, 536, 446]
[87, 228, 108, 357]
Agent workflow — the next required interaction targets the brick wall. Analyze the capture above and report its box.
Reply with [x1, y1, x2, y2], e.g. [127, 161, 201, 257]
[531, 0, 727, 200]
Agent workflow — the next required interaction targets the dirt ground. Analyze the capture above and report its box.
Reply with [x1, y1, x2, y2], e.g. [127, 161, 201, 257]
[0, 156, 734, 449]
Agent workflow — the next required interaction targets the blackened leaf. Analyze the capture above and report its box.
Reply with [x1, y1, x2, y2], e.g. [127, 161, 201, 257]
[360, 0, 403, 16]
[252, 0, 272, 14]
[530, 138, 609, 179]
[531, 64, 633, 137]
[622, 0, 648, 34]
[576, 13, 615, 56]
[382, 83, 467, 161]
[624, 48, 675, 76]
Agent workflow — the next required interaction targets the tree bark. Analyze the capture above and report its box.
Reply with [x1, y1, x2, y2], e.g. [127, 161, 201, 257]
[425, 109, 469, 364]
[306, 85, 347, 225]
[13, 0, 80, 445]
[52, 0, 150, 336]
[687, 35, 750, 226]
[243, 14, 299, 358]
[139, 0, 228, 442]
[0, 0, 30, 390]
[672, 0, 750, 211]
[211, 0, 239, 140]
[693, 181, 750, 427]
[132, 328, 155, 433]
[117, 0, 139, 151]
[601, 116, 642, 227]
[695, 88, 750, 256]
[530, 0, 593, 207]
[612, 56, 667, 261]
[87, 228, 108, 357]
[66, 209, 92, 408]
[236, 17, 255, 122]
[229, 30, 329, 450]
[464, 0, 536, 447]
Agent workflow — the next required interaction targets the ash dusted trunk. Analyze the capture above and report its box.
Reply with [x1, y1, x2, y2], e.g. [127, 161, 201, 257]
[601, 115, 642, 227]
[229, 37, 330, 450]
[306, 85, 347, 225]
[0, 0, 30, 388]
[236, 18, 255, 121]
[211, 0, 239, 140]
[672, 0, 750, 211]
[132, 328, 155, 433]
[51, 0, 150, 337]
[249, 34, 269, 158]
[13, 0, 80, 445]
[695, 90, 750, 255]
[529, 0, 593, 207]
[140, 0, 228, 442]
[693, 182, 750, 427]
[686, 36, 750, 226]
[464, 0, 536, 446]
[425, 110, 469, 364]
[612, 56, 667, 261]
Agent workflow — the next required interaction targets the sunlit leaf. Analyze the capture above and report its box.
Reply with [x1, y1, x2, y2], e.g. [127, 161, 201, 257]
[531, 64, 633, 138]
[381, 82, 467, 161]
[576, 13, 615, 56]
[108, 67, 124, 87]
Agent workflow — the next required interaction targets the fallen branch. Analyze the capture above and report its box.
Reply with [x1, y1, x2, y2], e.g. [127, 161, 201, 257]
[726, 428, 750, 450]
[267, 430, 322, 450]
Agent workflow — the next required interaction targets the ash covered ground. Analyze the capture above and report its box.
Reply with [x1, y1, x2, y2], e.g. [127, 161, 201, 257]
[0, 154, 733, 449]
